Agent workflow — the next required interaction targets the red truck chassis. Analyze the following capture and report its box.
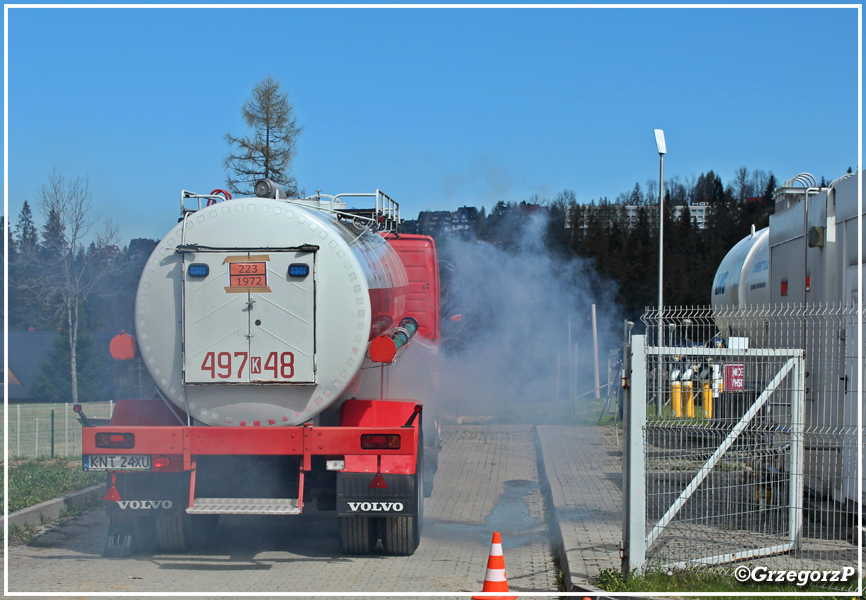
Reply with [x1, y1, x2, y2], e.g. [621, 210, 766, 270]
[79, 398, 426, 557]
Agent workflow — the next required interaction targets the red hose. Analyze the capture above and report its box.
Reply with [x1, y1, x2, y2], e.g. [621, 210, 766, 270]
[207, 189, 232, 206]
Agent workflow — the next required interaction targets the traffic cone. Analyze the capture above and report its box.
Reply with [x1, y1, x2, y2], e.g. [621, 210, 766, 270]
[472, 532, 517, 600]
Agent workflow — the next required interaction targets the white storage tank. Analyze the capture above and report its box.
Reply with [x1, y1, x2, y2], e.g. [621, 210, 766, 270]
[710, 226, 769, 342]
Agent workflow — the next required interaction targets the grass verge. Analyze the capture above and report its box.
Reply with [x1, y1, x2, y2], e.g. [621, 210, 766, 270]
[594, 568, 864, 598]
[3, 457, 104, 513]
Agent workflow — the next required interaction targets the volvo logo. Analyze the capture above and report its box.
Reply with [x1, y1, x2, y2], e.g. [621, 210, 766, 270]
[347, 501, 404, 512]
[116, 500, 173, 510]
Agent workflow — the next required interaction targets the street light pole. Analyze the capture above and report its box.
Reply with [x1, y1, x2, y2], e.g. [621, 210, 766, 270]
[654, 129, 666, 416]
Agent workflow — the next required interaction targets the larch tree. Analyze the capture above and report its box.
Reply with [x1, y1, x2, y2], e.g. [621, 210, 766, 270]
[224, 76, 303, 197]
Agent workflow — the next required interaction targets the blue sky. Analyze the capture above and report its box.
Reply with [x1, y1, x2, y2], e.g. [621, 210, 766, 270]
[4, 5, 861, 242]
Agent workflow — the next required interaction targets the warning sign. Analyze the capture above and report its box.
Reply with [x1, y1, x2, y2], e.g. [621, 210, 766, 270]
[724, 363, 745, 391]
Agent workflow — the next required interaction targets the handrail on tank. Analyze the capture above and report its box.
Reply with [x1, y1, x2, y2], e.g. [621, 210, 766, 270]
[179, 184, 402, 233]
[772, 172, 824, 209]
[332, 190, 401, 225]
[829, 171, 857, 189]
[782, 172, 817, 189]
[180, 190, 231, 215]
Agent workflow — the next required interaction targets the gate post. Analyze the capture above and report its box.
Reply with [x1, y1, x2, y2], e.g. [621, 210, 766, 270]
[621, 334, 647, 576]
[789, 351, 806, 551]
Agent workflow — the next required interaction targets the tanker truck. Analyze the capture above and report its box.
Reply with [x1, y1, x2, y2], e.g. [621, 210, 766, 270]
[710, 170, 863, 513]
[77, 180, 441, 557]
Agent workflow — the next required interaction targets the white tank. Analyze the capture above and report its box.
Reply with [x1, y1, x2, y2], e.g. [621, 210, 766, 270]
[136, 196, 408, 427]
[710, 227, 769, 342]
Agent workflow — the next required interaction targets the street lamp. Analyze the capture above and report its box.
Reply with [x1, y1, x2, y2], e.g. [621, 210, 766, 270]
[654, 128, 666, 342]
[654, 129, 666, 416]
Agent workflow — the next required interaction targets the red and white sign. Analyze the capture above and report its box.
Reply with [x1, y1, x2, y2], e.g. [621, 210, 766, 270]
[724, 363, 745, 391]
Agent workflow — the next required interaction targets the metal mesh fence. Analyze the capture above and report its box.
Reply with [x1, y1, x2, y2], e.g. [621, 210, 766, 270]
[2, 402, 114, 459]
[637, 304, 861, 588]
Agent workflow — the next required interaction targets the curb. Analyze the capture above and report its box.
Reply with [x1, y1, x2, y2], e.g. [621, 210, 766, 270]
[533, 425, 611, 597]
[2, 483, 105, 530]
[534, 427, 664, 600]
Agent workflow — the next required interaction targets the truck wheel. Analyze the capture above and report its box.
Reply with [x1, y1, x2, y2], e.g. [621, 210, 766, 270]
[383, 445, 422, 555]
[423, 447, 438, 498]
[106, 514, 154, 556]
[339, 516, 377, 554]
[383, 516, 418, 555]
[155, 513, 218, 552]
[155, 513, 190, 552]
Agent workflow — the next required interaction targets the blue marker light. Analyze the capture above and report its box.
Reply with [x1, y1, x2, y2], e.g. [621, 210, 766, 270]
[188, 263, 209, 277]
[288, 263, 310, 278]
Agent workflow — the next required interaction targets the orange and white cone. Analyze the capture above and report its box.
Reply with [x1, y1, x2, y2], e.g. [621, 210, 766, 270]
[472, 532, 517, 600]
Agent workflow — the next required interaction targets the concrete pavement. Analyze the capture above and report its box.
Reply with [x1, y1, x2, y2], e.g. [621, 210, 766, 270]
[4, 424, 626, 595]
[537, 424, 624, 593]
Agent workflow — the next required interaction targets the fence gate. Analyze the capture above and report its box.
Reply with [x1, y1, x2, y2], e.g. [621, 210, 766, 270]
[622, 334, 805, 572]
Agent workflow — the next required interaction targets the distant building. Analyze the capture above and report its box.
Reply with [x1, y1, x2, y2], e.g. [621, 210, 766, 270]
[624, 203, 708, 229]
[128, 238, 158, 257]
[414, 206, 481, 237]
[567, 203, 708, 230]
[400, 219, 420, 234]
[451, 206, 479, 232]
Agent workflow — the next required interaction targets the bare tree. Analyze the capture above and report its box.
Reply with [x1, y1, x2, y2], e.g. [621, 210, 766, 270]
[750, 169, 770, 201]
[14, 170, 118, 404]
[733, 166, 752, 202]
[224, 76, 303, 197]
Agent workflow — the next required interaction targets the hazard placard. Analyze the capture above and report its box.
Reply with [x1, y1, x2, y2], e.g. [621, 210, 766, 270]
[724, 363, 745, 391]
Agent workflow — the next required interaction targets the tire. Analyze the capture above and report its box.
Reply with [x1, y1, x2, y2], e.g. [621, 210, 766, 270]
[383, 516, 418, 555]
[155, 513, 218, 552]
[423, 447, 438, 498]
[339, 516, 378, 554]
[383, 437, 422, 555]
[107, 514, 155, 555]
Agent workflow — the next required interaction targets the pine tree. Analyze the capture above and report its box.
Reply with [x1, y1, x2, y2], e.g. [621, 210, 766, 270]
[762, 173, 778, 211]
[40, 206, 67, 258]
[224, 76, 303, 196]
[15, 200, 39, 253]
[34, 326, 113, 403]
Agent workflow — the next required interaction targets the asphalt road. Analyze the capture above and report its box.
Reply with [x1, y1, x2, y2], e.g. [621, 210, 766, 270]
[4, 425, 558, 598]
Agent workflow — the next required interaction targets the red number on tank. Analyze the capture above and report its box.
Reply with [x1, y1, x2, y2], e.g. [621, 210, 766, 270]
[234, 352, 248, 378]
[201, 352, 215, 378]
[264, 352, 294, 379]
[281, 352, 294, 378]
[217, 352, 231, 379]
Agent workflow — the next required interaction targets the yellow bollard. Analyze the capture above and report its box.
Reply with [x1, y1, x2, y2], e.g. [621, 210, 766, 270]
[702, 381, 712, 419]
[685, 381, 695, 418]
[671, 382, 682, 417]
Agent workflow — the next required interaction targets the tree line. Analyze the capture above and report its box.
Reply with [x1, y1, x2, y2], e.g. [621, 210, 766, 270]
[430, 168, 779, 320]
[5, 75, 302, 404]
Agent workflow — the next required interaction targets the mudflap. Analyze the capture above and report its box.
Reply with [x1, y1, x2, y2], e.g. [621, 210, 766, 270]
[104, 523, 134, 558]
[102, 472, 189, 557]
[336, 472, 416, 517]
[337, 471, 422, 555]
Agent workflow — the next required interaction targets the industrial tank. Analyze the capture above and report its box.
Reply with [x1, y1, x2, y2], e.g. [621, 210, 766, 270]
[710, 226, 769, 343]
[135, 195, 408, 427]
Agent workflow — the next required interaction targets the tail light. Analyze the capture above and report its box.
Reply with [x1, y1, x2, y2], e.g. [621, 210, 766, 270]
[95, 432, 135, 449]
[361, 434, 401, 450]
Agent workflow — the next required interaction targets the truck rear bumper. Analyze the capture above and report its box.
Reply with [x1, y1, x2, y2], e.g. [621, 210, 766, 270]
[82, 423, 417, 473]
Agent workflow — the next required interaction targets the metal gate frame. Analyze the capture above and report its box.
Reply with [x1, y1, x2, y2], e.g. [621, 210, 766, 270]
[621, 334, 805, 574]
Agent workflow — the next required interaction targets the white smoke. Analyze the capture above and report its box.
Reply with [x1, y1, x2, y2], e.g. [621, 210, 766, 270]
[433, 213, 621, 420]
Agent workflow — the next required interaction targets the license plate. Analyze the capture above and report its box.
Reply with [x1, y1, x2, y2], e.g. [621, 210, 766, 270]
[84, 455, 152, 471]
